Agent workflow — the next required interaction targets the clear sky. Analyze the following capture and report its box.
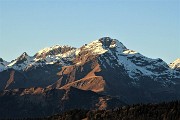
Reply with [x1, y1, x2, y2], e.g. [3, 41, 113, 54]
[0, 0, 179, 63]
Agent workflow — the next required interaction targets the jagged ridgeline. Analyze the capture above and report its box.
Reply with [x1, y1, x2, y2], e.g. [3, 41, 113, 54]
[0, 37, 180, 118]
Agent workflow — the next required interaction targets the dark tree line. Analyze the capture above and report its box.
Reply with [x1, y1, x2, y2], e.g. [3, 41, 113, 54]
[44, 101, 180, 120]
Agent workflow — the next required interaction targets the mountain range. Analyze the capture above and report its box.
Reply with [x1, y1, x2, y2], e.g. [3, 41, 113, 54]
[0, 37, 180, 118]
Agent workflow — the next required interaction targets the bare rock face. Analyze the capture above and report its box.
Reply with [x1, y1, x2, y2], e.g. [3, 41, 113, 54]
[50, 58, 103, 89]
[0, 58, 4, 62]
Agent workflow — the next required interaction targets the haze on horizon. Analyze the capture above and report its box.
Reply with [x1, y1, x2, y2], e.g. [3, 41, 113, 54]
[0, 0, 179, 63]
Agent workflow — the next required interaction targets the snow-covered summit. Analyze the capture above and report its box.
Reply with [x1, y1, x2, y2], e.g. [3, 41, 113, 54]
[99, 37, 127, 51]
[35, 45, 75, 59]
[17, 52, 29, 61]
[7, 52, 34, 70]
[81, 37, 127, 55]
[93, 37, 180, 84]
[3, 45, 78, 71]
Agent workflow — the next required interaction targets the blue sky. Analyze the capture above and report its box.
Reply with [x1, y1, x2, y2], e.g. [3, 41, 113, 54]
[0, 0, 179, 63]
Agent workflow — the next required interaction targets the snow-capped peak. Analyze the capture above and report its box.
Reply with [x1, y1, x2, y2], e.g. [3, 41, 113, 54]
[5, 45, 78, 71]
[95, 37, 179, 84]
[35, 45, 75, 59]
[169, 58, 180, 70]
[82, 37, 127, 55]
[7, 52, 33, 70]
[17, 52, 29, 61]
[99, 37, 126, 51]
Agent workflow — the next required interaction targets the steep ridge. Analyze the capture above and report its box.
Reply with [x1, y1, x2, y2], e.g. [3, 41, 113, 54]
[7, 52, 34, 71]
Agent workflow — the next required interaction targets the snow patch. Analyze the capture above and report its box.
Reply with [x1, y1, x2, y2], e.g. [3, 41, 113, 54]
[84, 40, 108, 55]
[169, 58, 180, 69]
[123, 49, 137, 54]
